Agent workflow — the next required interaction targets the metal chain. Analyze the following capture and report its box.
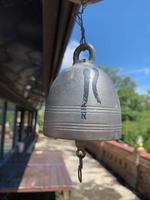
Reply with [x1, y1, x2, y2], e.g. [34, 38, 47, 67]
[76, 148, 86, 182]
[74, 0, 88, 45]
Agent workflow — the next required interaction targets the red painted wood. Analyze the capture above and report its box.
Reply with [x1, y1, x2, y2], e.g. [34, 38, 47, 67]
[107, 141, 134, 153]
[140, 152, 150, 160]
[0, 151, 74, 193]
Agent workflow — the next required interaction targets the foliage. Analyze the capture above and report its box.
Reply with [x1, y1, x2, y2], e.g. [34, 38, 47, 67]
[37, 109, 45, 132]
[122, 111, 150, 150]
[100, 66, 150, 152]
[6, 111, 15, 129]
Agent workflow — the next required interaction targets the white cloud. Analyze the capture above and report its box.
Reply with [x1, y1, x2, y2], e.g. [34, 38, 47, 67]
[136, 67, 150, 76]
[121, 67, 150, 76]
[136, 87, 148, 95]
[60, 40, 79, 72]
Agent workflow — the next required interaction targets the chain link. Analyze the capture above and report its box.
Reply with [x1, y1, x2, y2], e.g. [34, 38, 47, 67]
[76, 148, 86, 182]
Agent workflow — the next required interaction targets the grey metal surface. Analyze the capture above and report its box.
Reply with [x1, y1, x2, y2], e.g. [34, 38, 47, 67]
[44, 44, 121, 141]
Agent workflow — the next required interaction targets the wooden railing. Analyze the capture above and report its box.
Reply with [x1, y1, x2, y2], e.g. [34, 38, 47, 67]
[85, 141, 150, 199]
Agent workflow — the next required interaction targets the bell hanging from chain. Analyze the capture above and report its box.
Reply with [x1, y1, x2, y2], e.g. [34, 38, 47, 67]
[44, 43, 122, 182]
[44, 43, 121, 141]
[44, 0, 121, 183]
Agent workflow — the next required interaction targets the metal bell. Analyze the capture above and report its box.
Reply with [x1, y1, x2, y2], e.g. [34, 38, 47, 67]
[44, 44, 121, 141]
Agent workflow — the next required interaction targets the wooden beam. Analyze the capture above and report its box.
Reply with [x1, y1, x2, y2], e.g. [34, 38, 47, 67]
[43, 0, 60, 93]
[43, 0, 78, 94]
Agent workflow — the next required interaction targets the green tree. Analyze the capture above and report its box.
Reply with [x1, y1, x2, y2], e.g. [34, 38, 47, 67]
[118, 77, 141, 121]
[37, 109, 45, 132]
[140, 90, 150, 111]
[100, 66, 141, 121]
[99, 66, 150, 152]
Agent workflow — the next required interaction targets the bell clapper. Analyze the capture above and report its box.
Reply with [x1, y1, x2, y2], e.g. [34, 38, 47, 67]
[75, 141, 86, 182]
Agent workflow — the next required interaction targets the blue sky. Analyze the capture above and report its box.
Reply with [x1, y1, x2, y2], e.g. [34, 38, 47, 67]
[61, 0, 150, 94]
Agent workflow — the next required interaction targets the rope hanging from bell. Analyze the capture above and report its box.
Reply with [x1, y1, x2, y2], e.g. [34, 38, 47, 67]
[74, 0, 87, 45]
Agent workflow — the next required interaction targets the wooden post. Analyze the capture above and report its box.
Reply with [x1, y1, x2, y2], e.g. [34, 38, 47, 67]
[33, 111, 38, 136]
[29, 111, 33, 135]
[0, 101, 7, 159]
[12, 106, 18, 148]
[27, 111, 31, 135]
[63, 191, 71, 200]
[19, 108, 25, 142]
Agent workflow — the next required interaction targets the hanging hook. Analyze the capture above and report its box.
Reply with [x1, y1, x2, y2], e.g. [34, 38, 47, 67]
[75, 141, 86, 182]
[76, 149, 86, 182]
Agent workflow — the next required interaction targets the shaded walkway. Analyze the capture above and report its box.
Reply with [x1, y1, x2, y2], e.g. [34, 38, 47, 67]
[35, 135, 141, 200]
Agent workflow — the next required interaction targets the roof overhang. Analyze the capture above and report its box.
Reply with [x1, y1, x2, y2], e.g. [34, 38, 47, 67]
[43, 0, 79, 94]
[0, 0, 78, 110]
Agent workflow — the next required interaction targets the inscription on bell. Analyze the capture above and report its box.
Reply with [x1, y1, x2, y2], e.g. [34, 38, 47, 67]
[81, 67, 101, 120]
